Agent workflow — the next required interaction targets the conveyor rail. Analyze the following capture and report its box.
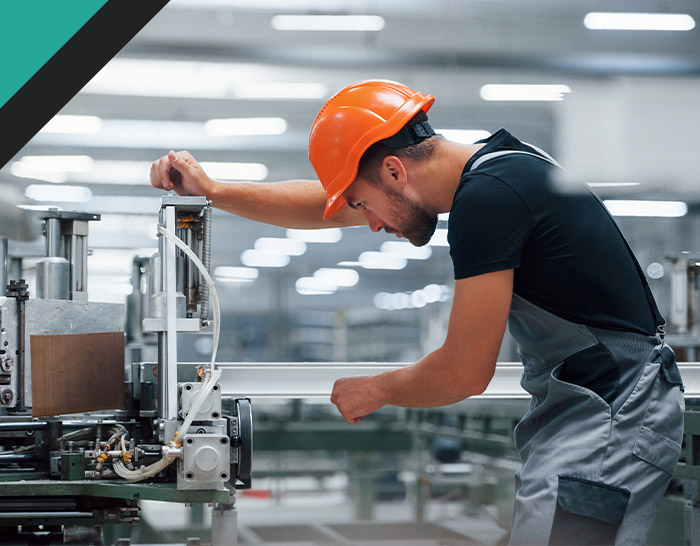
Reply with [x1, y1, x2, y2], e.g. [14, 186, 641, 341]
[190, 362, 700, 400]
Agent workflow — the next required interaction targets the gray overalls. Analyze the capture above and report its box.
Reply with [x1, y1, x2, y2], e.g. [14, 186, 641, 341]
[470, 150, 685, 544]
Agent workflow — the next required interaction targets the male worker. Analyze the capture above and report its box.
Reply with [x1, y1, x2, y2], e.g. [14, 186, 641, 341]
[151, 79, 684, 544]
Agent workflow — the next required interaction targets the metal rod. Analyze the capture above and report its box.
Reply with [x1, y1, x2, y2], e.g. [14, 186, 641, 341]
[0, 453, 36, 462]
[45, 218, 61, 258]
[163, 206, 179, 420]
[0, 237, 7, 296]
[200, 204, 212, 321]
[0, 512, 93, 519]
[0, 421, 48, 431]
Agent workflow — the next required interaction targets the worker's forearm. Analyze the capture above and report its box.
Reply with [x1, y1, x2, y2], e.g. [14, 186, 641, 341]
[374, 346, 491, 408]
[207, 179, 361, 229]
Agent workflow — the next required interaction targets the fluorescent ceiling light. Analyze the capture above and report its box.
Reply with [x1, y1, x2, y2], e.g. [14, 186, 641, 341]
[374, 284, 450, 310]
[380, 241, 432, 260]
[204, 117, 287, 136]
[358, 251, 407, 270]
[295, 277, 337, 296]
[11, 158, 268, 185]
[584, 12, 695, 31]
[254, 237, 306, 256]
[240, 249, 290, 268]
[25, 184, 92, 203]
[83, 59, 327, 100]
[12, 155, 94, 173]
[40, 115, 102, 134]
[480, 84, 571, 102]
[314, 268, 359, 288]
[427, 229, 449, 247]
[232, 83, 326, 100]
[437, 129, 491, 144]
[271, 15, 385, 32]
[410, 290, 427, 309]
[34, 118, 288, 152]
[422, 284, 443, 304]
[286, 228, 342, 243]
[214, 266, 259, 283]
[199, 162, 268, 181]
[603, 200, 688, 217]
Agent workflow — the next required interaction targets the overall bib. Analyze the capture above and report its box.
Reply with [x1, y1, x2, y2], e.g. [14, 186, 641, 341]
[469, 150, 685, 545]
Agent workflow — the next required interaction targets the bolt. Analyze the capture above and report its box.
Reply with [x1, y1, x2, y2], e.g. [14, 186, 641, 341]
[0, 389, 13, 405]
[1, 356, 13, 372]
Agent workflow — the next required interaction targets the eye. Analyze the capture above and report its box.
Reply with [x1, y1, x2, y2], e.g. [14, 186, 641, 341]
[356, 202, 367, 210]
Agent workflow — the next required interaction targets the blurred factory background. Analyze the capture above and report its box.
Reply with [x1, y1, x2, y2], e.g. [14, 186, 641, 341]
[2, 1, 700, 544]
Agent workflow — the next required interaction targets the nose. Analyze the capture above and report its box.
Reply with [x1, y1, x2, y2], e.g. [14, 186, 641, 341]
[363, 210, 384, 233]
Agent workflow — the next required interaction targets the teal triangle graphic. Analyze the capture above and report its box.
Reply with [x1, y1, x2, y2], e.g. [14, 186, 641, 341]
[0, 0, 109, 109]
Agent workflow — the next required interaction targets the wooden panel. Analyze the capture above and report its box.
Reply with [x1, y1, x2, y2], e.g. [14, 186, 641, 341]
[30, 332, 125, 417]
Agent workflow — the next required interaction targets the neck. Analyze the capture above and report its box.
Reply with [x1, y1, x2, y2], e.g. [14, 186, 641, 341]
[414, 139, 485, 214]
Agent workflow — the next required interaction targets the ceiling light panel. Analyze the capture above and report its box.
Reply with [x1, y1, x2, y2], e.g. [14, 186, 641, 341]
[241, 249, 290, 268]
[603, 200, 688, 217]
[286, 228, 342, 243]
[313, 268, 359, 288]
[82, 58, 328, 100]
[254, 237, 307, 256]
[480, 84, 571, 101]
[295, 277, 337, 296]
[204, 117, 287, 136]
[584, 12, 695, 31]
[380, 241, 432, 260]
[214, 266, 259, 283]
[40, 115, 103, 134]
[10, 158, 268, 185]
[25, 185, 92, 203]
[271, 15, 385, 32]
[358, 251, 407, 270]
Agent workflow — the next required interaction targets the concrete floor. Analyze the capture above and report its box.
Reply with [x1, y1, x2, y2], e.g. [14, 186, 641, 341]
[138, 489, 509, 545]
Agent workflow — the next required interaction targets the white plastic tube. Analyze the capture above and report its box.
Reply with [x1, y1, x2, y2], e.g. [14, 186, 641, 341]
[113, 456, 176, 482]
[157, 225, 220, 371]
[156, 224, 223, 441]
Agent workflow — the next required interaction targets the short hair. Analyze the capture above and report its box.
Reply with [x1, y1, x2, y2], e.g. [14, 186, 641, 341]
[356, 111, 442, 186]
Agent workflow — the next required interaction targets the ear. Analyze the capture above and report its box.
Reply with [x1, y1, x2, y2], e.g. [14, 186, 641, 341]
[381, 156, 408, 189]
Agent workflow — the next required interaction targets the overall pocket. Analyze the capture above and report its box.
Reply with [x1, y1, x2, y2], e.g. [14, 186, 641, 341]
[631, 347, 684, 475]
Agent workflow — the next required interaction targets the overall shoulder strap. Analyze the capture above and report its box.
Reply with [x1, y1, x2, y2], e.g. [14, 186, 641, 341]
[469, 145, 562, 172]
[468, 142, 666, 331]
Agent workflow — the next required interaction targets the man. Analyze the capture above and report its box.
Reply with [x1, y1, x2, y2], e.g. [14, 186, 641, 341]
[151, 79, 684, 544]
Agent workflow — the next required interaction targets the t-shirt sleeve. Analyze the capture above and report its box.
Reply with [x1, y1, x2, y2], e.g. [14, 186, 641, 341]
[448, 174, 535, 279]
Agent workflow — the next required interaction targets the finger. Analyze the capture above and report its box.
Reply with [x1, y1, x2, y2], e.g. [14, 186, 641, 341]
[168, 150, 196, 181]
[160, 156, 174, 190]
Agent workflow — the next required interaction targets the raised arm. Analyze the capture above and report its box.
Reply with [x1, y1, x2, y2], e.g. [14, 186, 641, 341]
[331, 269, 513, 423]
[150, 150, 366, 229]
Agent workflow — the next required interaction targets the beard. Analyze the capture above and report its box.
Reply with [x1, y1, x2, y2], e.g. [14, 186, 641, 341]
[383, 185, 438, 247]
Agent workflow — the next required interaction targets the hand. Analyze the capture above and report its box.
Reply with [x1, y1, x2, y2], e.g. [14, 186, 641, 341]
[150, 150, 214, 197]
[330, 375, 385, 425]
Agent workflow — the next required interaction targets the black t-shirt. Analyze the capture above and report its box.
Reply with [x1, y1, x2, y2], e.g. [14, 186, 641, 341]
[448, 129, 662, 336]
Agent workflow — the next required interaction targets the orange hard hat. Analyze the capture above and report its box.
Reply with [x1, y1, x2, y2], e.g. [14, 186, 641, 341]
[308, 80, 435, 219]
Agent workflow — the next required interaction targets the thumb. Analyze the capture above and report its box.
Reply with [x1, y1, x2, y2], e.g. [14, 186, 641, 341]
[169, 150, 190, 171]
[167, 151, 192, 186]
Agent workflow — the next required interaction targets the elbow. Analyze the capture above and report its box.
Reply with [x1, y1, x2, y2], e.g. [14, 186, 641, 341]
[467, 376, 491, 397]
[444, 354, 495, 399]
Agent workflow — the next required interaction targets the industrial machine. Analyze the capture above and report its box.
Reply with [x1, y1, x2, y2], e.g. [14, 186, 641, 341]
[0, 198, 252, 546]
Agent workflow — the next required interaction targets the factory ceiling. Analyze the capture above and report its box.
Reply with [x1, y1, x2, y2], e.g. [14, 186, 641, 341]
[2, 0, 700, 315]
